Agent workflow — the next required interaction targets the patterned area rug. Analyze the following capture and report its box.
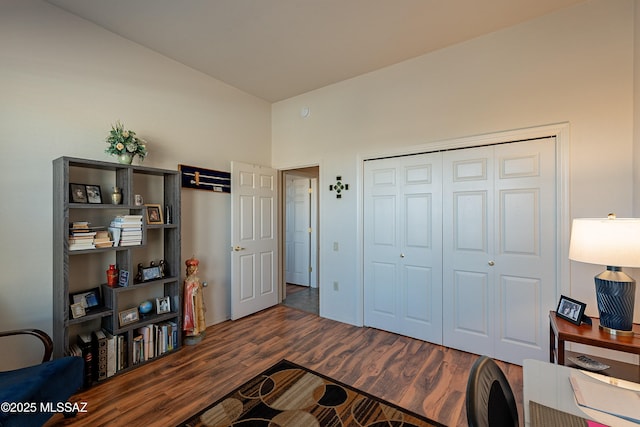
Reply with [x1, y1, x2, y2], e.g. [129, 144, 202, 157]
[178, 359, 446, 426]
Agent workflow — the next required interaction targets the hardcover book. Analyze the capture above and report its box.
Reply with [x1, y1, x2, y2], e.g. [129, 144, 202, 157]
[77, 333, 94, 388]
[92, 330, 107, 381]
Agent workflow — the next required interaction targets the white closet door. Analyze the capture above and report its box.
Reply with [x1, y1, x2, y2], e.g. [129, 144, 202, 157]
[364, 153, 443, 344]
[285, 176, 295, 283]
[492, 138, 556, 363]
[442, 145, 496, 356]
[285, 177, 311, 286]
[442, 138, 556, 364]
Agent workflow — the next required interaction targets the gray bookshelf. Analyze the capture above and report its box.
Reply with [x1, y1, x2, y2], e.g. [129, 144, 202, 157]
[53, 156, 181, 381]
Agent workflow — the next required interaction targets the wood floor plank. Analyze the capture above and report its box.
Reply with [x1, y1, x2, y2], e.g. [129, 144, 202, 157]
[44, 305, 523, 427]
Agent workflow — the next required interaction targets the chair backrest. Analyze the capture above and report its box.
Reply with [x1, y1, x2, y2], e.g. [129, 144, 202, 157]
[465, 355, 518, 427]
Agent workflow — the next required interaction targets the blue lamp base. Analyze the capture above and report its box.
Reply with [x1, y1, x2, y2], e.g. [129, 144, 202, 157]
[595, 266, 635, 336]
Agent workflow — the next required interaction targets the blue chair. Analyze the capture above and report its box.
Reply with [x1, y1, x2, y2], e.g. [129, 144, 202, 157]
[0, 329, 84, 427]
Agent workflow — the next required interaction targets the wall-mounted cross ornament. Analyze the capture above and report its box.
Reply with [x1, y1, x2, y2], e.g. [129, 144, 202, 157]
[329, 176, 349, 199]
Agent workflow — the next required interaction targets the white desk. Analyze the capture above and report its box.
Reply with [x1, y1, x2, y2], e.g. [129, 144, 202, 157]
[523, 359, 638, 427]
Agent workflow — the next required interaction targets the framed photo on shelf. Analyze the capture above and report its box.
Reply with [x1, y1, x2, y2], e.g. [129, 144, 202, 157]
[70, 302, 86, 319]
[556, 295, 586, 325]
[85, 185, 102, 204]
[70, 183, 88, 203]
[142, 266, 162, 282]
[156, 296, 171, 314]
[118, 270, 129, 287]
[145, 204, 164, 225]
[118, 307, 139, 327]
[70, 287, 101, 311]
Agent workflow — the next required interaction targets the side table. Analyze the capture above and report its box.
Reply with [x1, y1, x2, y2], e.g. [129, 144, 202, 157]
[549, 310, 640, 382]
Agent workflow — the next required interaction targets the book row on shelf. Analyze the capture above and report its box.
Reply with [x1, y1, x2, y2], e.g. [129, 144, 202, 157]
[71, 330, 126, 388]
[133, 321, 178, 365]
[69, 215, 143, 251]
[70, 321, 178, 388]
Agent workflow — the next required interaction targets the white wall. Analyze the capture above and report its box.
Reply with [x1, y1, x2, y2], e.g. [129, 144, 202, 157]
[272, 0, 637, 326]
[635, 0, 640, 216]
[3, 0, 640, 367]
[0, 0, 271, 367]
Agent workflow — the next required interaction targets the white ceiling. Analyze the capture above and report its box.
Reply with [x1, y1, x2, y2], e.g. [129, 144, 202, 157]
[45, 0, 586, 102]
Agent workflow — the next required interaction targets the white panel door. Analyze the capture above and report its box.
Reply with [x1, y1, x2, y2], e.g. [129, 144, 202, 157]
[285, 175, 295, 284]
[310, 178, 318, 288]
[285, 177, 311, 286]
[442, 146, 495, 356]
[231, 161, 278, 320]
[492, 138, 556, 363]
[364, 153, 443, 344]
[442, 138, 556, 364]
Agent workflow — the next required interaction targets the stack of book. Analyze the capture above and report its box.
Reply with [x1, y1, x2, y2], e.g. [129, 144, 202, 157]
[93, 230, 113, 248]
[108, 215, 143, 247]
[69, 221, 96, 251]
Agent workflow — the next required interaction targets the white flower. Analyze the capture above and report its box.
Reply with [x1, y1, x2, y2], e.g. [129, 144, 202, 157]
[105, 121, 147, 162]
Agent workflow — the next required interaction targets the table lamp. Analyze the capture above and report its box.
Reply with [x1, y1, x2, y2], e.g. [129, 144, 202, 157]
[568, 214, 640, 335]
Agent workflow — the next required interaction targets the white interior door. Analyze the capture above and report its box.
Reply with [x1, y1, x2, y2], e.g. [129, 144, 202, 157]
[285, 176, 311, 286]
[442, 138, 556, 364]
[364, 153, 443, 344]
[231, 161, 278, 320]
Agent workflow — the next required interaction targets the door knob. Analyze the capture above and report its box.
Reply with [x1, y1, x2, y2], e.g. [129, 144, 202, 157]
[400, 253, 405, 258]
[232, 246, 245, 252]
[488, 260, 495, 266]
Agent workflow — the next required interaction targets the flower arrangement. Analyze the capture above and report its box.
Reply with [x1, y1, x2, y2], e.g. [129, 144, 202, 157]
[104, 121, 147, 163]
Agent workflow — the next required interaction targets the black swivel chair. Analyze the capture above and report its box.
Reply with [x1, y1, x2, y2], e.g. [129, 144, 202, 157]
[465, 355, 518, 427]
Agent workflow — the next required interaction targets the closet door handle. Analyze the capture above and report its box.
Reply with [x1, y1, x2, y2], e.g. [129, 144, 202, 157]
[488, 260, 495, 266]
[400, 253, 405, 258]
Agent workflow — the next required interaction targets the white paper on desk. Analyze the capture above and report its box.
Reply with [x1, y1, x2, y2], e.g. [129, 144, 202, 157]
[569, 372, 640, 424]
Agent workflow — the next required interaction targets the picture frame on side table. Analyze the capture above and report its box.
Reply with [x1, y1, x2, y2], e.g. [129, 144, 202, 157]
[70, 183, 88, 203]
[145, 204, 163, 225]
[556, 295, 586, 325]
[85, 185, 102, 204]
[119, 307, 140, 327]
[156, 296, 171, 314]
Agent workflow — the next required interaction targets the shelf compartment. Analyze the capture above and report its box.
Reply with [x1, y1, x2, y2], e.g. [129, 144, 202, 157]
[69, 203, 145, 210]
[103, 276, 179, 291]
[565, 350, 640, 383]
[105, 312, 181, 335]
[68, 245, 146, 255]
[67, 306, 112, 326]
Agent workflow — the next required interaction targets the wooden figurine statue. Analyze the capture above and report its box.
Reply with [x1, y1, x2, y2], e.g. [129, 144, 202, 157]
[183, 256, 206, 344]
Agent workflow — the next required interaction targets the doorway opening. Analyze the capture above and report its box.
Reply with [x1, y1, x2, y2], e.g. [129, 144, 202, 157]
[281, 166, 319, 315]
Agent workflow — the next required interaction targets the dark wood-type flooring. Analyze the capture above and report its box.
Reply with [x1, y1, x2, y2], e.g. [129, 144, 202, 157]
[45, 305, 523, 427]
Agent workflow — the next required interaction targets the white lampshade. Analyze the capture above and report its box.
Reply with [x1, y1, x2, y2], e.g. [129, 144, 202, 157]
[569, 217, 640, 268]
